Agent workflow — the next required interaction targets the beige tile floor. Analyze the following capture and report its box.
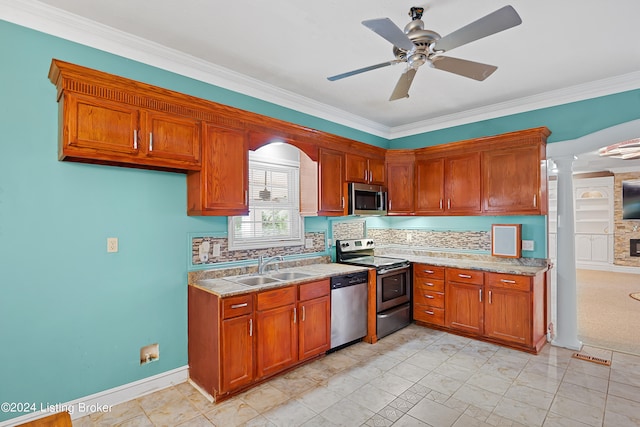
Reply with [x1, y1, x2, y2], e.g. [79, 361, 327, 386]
[74, 325, 640, 426]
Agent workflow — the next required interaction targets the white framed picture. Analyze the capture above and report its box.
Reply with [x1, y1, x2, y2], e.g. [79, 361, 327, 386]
[492, 224, 522, 258]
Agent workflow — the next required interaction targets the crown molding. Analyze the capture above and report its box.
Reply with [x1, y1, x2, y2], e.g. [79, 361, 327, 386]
[0, 0, 391, 138]
[3, 0, 639, 141]
[389, 71, 640, 139]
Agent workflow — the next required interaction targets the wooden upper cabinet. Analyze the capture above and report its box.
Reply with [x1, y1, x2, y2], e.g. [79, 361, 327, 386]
[63, 93, 140, 158]
[345, 153, 385, 185]
[386, 151, 415, 215]
[445, 152, 482, 215]
[58, 91, 201, 172]
[187, 123, 248, 216]
[140, 110, 201, 167]
[483, 143, 546, 215]
[415, 157, 445, 214]
[318, 148, 345, 215]
[415, 151, 481, 216]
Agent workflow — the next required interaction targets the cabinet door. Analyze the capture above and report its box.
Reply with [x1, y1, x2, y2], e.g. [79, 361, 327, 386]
[575, 235, 593, 261]
[368, 158, 386, 185]
[63, 93, 140, 158]
[590, 234, 609, 263]
[387, 160, 415, 214]
[318, 148, 345, 215]
[298, 295, 331, 360]
[445, 152, 481, 214]
[187, 123, 248, 216]
[483, 145, 541, 214]
[345, 154, 368, 183]
[142, 111, 201, 169]
[255, 304, 297, 379]
[415, 157, 445, 214]
[445, 282, 483, 335]
[220, 314, 254, 392]
[485, 288, 530, 346]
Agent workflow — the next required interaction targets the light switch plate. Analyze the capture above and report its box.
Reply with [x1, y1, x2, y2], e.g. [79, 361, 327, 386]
[522, 240, 534, 251]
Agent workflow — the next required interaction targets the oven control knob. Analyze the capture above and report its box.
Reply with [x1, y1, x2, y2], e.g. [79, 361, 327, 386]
[341, 242, 349, 248]
[367, 240, 373, 246]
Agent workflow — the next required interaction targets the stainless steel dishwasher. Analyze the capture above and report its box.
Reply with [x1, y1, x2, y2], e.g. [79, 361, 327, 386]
[330, 270, 369, 351]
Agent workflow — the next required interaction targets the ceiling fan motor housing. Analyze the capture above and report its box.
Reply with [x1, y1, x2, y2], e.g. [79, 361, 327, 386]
[396, 19, 441, 67]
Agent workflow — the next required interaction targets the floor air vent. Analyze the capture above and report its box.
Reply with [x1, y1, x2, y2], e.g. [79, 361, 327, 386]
[572, 352, 611, 366]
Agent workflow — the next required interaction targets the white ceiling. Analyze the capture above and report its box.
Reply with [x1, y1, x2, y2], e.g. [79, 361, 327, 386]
[3, 0, 640, 144]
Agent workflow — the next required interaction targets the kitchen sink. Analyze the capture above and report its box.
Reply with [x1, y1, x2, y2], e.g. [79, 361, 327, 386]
[234, 276, 280, 286]
[269, 272, 312, 281]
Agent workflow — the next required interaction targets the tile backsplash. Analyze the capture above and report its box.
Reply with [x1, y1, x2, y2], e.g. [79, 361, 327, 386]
[191, 231, 326, 267]
[368, 228, 491, 251]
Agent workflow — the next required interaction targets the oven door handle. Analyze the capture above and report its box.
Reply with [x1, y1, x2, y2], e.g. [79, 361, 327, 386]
[377, 265, 409, 275]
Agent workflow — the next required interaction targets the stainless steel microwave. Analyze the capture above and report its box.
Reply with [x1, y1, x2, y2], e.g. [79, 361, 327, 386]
[348, 183, 388, 216]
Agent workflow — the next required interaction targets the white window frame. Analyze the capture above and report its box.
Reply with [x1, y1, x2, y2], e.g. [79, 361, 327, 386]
[228, 152, 303, 250]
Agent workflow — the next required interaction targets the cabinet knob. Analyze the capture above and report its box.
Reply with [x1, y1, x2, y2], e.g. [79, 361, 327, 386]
[424, 295, 434, 299]
[425, 310, 434, 315]
[458, 274, 472, 279]
[500, 279, 516, 284]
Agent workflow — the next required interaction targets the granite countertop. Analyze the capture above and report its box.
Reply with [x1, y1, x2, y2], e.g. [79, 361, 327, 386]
[379, 246, 550, 276]
[188, 250, 550, 298]
[190, 263, 370, 297]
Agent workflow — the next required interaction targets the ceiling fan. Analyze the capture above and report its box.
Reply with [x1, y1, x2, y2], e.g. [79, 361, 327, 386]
[327, 5, 522, 100]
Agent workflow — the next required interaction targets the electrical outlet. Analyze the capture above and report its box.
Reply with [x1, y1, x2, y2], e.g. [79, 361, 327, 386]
[140, 343, 159, 365]
[212, 243, 221, 256]
[406, 233, 412, 242]
[305, 238, 314, 249]
[522, 240, 534, 251]
[107, 237, 118, 253]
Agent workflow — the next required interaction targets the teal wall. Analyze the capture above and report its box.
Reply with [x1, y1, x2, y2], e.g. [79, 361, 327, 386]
[392, 89, 640, 148]
[0, 18, 637, 423]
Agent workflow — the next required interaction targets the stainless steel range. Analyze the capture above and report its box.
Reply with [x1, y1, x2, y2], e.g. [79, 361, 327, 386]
[336, 239, 412, 339]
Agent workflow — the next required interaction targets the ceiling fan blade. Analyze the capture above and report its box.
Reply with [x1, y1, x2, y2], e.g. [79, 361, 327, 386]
[389, 68, 417, 101]
[430, 56, 497, 81]
[433, 5, 522, 52]
[327, 60, 399, 81]
[362, 18, 415, 51]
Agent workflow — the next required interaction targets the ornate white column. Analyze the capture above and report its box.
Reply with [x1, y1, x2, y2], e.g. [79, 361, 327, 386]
[551, 155, 582, 350]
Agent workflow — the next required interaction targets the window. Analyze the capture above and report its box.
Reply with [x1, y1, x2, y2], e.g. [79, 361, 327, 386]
[228, 148, 303, 250]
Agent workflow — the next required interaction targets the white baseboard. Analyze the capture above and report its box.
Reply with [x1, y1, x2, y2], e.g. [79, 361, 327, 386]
[0, 366, 188, 426]
[577, 263, 640, 274]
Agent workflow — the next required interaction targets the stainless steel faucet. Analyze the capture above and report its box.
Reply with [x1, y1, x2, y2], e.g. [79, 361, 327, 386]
[257, 255, 284, 275]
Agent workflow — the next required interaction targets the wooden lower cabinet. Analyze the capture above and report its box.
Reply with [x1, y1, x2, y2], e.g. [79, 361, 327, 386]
[255, 286, 298, 379]
[413, 265, 547, 354]
[220, 313, 254, 392]
[484, 272, 546, 351]
[298, 280, 331, 360]
[445, 268, 484, 335]
[413, 264, 445, 326]
[188, 279, 330, 401]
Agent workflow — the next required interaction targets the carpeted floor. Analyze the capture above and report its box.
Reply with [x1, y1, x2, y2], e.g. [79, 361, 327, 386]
[577, 268, 640, 355]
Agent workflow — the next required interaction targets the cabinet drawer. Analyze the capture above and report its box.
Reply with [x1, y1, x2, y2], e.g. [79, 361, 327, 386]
[299, 279, 330, 301]
[222, 295, 253, 319]
[486, 272, 531, 292]
[414, 305, 445, 326]
[414, 289, 444, 308]
[446, 268, 483, 285]
[257, 286, 296, 311]
[414, 264, 445, 280]
[414, 278, 445, 293]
